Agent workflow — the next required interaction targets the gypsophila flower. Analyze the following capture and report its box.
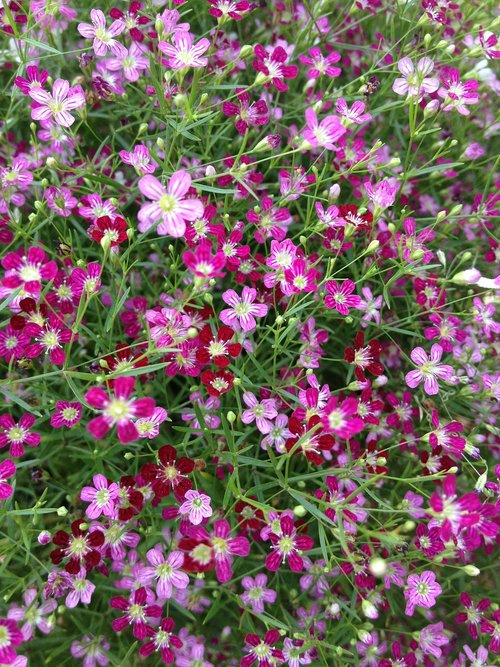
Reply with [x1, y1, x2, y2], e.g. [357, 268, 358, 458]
[178, 490, 213, 525]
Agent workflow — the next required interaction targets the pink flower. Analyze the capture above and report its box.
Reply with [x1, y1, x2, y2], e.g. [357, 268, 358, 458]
[182, 241, 226, 279]
[438, 67, 479, 115]
[178, 489, 213, 525]
[158, 31, 210, 69]
[14, 65, 48, 95]
[364, 178, 399, 210]
[0, 326, 29, 362]
[404, 570, 442, 616]
[265, 515, 314, 572]
[105, 42, 149, 82]
[25, 314, 73, 366]
[0, 414, 40, 458]
[242, 629, 284, 667]
[77, 9, 127, 57]
[0, 619, 23, 665]
[324, 280, 362, 316]
[220, 287, 268, 332]
[65, 571, 96, 609]
[138, 171, 204, 237]
[139, 617, 183, 665]
[299, 47, 341, 79]
[135, 407, 168, 439]
[0, 459, 16, 501]
[241, 392, 277, 434]
[405, 344, 454, 395]
[70, 262, 102, 298]
[419, 622, 449, 659]
[222, 89, 269, 135]
[29, 79, 85, 128]
[139, 547, 189, 599]
[85, 376, 156, 444]
[335, 98, 372, 125]
[241, 574, 276, 613]
[119, 144, 157, 174]
[392, 57, 439, 98]
[110, 587, 162, 640]
[302, 108, 346, 150]
[210, 519, 250, 583]
[80, 474, 120, 519]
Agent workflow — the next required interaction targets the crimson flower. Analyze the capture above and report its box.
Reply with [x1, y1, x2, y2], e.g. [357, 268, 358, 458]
[344, 331, 383, 381]
[253, 45, 298, 92]
[140, 617, 183, 665]
[89, 215, 128, 247]
[110, 586, 162, 640]
[241, 629, 284, 667]
[50, 519, 105, 574]
[196, 325, 242, 368]
[201, 368, 235, 396]
[265, 515, 314, 573]
[141, 445, 194, 501]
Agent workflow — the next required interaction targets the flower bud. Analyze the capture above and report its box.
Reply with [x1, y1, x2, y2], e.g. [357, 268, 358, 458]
[226, 411, 236, 424]
[293, 505, 307, 517]
[369, 557, 387, 577]
[451, 269, 481, 285]
[38, 530, 52, 545]
[239, 44, 253, 59]
[463, 565, 480, 576]
[367, 239, 380, 253]
[56, 506, 68, 517]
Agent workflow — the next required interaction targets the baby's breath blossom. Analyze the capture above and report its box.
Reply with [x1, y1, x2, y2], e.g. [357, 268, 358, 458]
[178, 490, 213, 525]
[29, 79, 85, 128]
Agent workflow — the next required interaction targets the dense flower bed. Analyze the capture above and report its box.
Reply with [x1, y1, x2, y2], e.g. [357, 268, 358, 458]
[0, 0, 499, 665]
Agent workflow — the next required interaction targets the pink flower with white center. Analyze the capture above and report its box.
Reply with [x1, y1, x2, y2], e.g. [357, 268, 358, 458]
[77, 9, 127, 57]
[139, 547, 189, 599]
[0, 618, 24, 664]
[158, 31, 210, 69]
[106, 42, 149, 82]
[324, 280, 362, 316]
[241, 392, 277, 434]
[138, 171, 204, 237]
[71, 635, 110, 666]
[266, 515, 314, 573]
[0, 459, 16, 501]
[242, 629, 284, 667]
[140, 617, 183, 665]
[1, 158, 33, 191]
[1, 246, 57, 308]
[405, 344, 454, 395]
[79, 193, 117, 221]
[50, 401, 82, 428]
[111, 587, 162, 640]
[335, 98, 372, 125]
[438, 67, 479, 115]
[0, 414, 40, 458]
[119, 144, 157, 174]
[364, 178, 399, 210]
[14, 65, 48, 95]
[284, 258, 319, 294]
[209, 519, 250, 583]
[182, 241, 226, 279]
[241, 574, 276, 613]
[320, 396, 364, 439]
[392, 57, 439, 99]
[428, 409, 465, 458]
[29, 79, 85, 128]
[220, 287, 268, 332]
[25, 314, 73, 366]
[359, 287, 383, 327]
[65, 571, 96, 609]
[0, 326, 29, 362]
[85, 376, 156, 444]
[80, 474, 120, 519]
[222, 88, 269, 135]
[299, 46, 341, 79]
[419, 623, 449, 659]
[253, 44, 298, 92]
[404, 571, 442, 616]
[208, 0, 251, 21]
[70, 262, 102, 298]
[146, 307, 190, 348]
[302, 108, 346, 150]
[315, 202, 340, 228]
[279, 167, 316, 201]
[7, 588, 56, 640]
[45, 186, 78, 217]
[135, 407, 168, 439]
[428, 474, 481, 541]
[178, 489, 213, 525]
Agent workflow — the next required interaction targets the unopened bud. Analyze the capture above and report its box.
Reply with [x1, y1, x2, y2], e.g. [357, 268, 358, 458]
[367, 239, 380, 253]
[187, 327, 198, 338]
[46, 157, 57, 168]
[369, 557, 387, 577]
[205, 165, 216, 177]
[239, 44, 253, 59]
[463, 565, 480, 576]
[293, 505, 307, 517]
[124, 452, 134, 460]
[226, 411, 236, 424]
[436, 210, 447, 223]
[56, 506, 68, 517]
[37, 530, 52, 545]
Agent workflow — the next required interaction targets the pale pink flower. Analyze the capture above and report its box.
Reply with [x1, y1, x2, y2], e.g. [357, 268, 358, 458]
[139, 547, 189, 599]
[335, 97, 372, 125]
[178, 489, 213, 525]
[302, 108, 345, 150]
[405, 344, 454, 395]
[220, 287, 268, 332]
[29, 79, 85, 128]
[158, 31, 210, 69]
[138, 171, 204, 237]
[241, 392, 277, 434]
[392, 57, 439, 98]
[119, 144, 157, 174]
[80, 474, 120, 519]
[77, 9, 127, 57]
[106, 43, 149, 82]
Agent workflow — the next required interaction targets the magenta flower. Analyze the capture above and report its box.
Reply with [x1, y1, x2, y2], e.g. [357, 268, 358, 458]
[0, 618, 23, 665]
[71, 635, 110, 666]
[119, 144, 157, 174]
[220, 287, 268, 332]
[50, 401, 82, 428]
[14, 64, 48, 95]
[0, 459, 16, 501]
[178, 489, 213, 525]
[106, 42, 149, 82]
[158, 31, 210, 69]
[80, 474, 120, 519]
[335, 98, 372, 125]
[241, 392, 277, 434]
[77, 9, 126, 57]
[404, 571, 442, 616]
[110, 587, 162, 640]
[320, 396, 364, 439]
[253, 44, 298, 92]
[210, 519, 250, 583]
[70, 262, 102, 298]
[419, 622, 449, 659]
[392, 57, 439, 98]
[135, 406, 168, 439]
[302, 108, 346, 150]
[182, 240, 226, 279]
[138, 547, 188, 599]
[0, 326, 29, 362]
[138, 171, 204, 237]
[25, 314, 73, 366]
[85, 376, 156, 444]
[0, 414, 40, 458]
[29, 79, 85, 128]
[324, 280, 362, 316]
[242, 629, 284, 667]
[364, 178, 399, 210]
[299, 46, 341, 79]
[265, 515, 314, 573]
[241, 574, 276, 613]
[405, 344, 454, 395]
[222, 89, 269, 135]
[140, 617, 183, 665]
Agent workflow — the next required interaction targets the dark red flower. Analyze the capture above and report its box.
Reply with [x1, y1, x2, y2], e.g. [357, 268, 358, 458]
[141, 445, 194, 501]
[196, 325, 241, 368]
[344, 332, 383, 381]
[201, 369, 234, 396]
[50, 519, 105, 574]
